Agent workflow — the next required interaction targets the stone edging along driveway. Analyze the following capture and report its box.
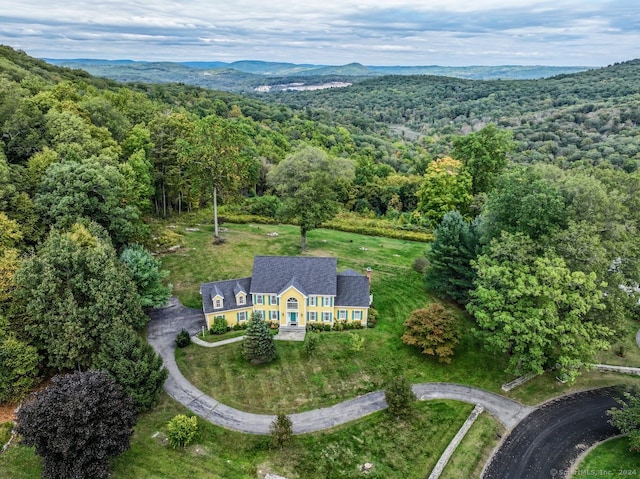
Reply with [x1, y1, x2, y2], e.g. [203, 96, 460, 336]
[146, 298, 532, 434]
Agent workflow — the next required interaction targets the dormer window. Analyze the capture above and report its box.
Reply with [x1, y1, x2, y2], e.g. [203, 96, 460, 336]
[237, 293, 246, 305]
[214, 297, 223, 309]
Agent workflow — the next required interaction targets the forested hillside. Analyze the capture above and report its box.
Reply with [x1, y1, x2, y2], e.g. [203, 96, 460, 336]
[45, 58, 589, 93]
[269, 60, 640, 171]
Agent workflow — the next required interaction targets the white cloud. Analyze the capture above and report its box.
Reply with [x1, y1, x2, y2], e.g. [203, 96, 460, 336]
[0, 0, 638, 65]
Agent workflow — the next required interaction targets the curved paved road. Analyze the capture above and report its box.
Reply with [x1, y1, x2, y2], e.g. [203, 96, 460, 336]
[483, 388, 622, 479]
[146, 298, 532, 434]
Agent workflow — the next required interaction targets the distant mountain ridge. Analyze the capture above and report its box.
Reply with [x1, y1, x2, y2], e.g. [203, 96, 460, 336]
[44, 58, 593, 92]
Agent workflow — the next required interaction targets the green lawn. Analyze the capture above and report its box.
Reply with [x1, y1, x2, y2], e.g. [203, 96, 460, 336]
[158, 222, 432, 308]
[597, 316, 640, 367]
[573, 436, 640, 478]
[441, 413, 503, 479]
[509, 371, 640, 406]
[165, 222, 512, 413]
[196, 329, 246, 342]
[0, 393, 478, 479]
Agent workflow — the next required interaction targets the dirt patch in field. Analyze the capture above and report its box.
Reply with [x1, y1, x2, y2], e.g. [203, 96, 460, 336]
[0, 403, 17, 423]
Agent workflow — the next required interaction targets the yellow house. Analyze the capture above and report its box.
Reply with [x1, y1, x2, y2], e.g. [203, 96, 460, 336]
[200, 256, 371, 330]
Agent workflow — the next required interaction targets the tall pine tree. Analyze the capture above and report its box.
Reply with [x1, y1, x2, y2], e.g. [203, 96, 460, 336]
[424, 210, 479, 305]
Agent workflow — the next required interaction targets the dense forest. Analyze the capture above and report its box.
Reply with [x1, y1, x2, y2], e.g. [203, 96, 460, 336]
[0, 42, 639, 406]
[267, 60, 640, 172]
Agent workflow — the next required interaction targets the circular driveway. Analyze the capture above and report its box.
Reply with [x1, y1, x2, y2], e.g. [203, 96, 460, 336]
[147, 298, 626, 477]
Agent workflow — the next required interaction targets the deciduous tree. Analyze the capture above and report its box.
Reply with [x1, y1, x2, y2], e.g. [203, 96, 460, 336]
[268, 145, 354, 252]
[608, 390, 640, 451]
[180, 115, 249, 239]
[451, 124, 515, 195]
[270, 413, 293, 449]
[15, 370, 137, 479]
[12, 223, 146, 370]
[384, 375, 416, 418]
[480, 165, 568, 242]
[467, 232, 613, 380]
[34, 159, 145, 247]
[402, 304, 461, 363]
[0, 315, 39, 403]
[416, 156, 472, 225]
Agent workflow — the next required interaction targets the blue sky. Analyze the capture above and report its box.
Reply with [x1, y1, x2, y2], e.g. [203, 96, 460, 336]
[1, 0, 638, 66]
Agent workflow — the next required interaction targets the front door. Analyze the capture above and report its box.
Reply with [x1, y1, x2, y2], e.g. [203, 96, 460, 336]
[288, 312, 298, 326]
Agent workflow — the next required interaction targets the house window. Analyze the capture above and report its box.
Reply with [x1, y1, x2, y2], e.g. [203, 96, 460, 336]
[237, 294, 246, 305]
[270, 295, 277, 305]
[308, 296, 317, 306]
[322, 312, 332, 322]
[238, 311, 247, 321]
[353, 310, 362, 321]
[309, 311, 317, 322]
[214, 298, 222, 309]
[270, 310, 278, 321]
[322, 296, 332, 307]
[287, 298, 298, 310]
[255, 295, 263, 305]
[338, 310, 347, 320]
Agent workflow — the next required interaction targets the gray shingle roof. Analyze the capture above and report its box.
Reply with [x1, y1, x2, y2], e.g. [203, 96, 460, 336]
[201, 277, 252, 314]
[338, 268, 360, 276]
[250, 256, 337, 296]
[336, 275, 370, 307]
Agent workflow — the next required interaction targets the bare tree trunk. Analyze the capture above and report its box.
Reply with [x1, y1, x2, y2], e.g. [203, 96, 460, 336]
[301, 228, 307, 252]
[213, 185, 219, 239]
[162, 183, 167, 217]
[178, 191, 182, 215]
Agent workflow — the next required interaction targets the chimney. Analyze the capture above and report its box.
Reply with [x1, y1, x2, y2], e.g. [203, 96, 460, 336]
[366, 267, 372, 284]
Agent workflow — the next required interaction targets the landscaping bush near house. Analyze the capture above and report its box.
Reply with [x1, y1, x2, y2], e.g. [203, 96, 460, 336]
[268, 320, 280, 330]
[167, 414, 198, 449]
[175, 329, 191, 348]
[367, 308, 378, 328]
[210, 316, 228, 335]
[232, 323, 249, 331]
[306, 323, 332, 332]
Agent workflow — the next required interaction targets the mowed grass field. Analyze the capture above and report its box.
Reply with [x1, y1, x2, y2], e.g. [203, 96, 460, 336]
[163, 222, 514, 413]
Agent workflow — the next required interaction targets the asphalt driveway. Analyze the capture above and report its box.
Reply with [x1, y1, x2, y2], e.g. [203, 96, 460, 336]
[483, 387, 622, 479]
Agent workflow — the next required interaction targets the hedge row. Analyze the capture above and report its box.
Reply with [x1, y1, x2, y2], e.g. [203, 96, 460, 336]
[221, 214, 433, 242]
